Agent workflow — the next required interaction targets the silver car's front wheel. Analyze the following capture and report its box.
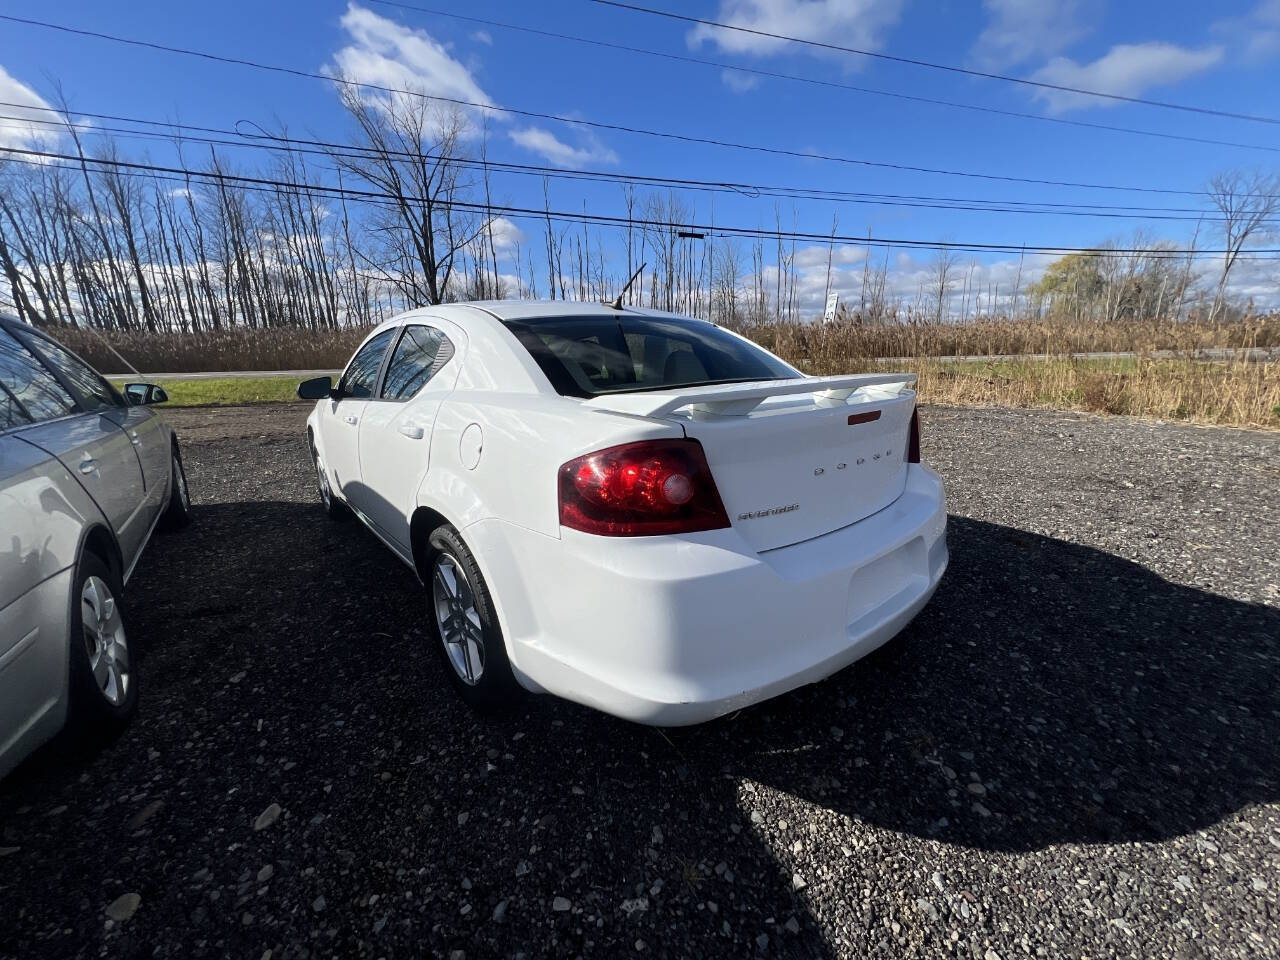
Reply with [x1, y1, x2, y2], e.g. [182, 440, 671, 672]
[160, 443, 192, 531]
[432, 553, 485, 685]
[81, 575, 130, 706]
[175, 452, 190, 511]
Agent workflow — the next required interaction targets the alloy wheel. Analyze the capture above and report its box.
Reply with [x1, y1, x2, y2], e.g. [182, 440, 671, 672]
[175, 453, 190, 510]
[314, 450, 332, 507]
[81, 575, 129, 706]
[431, 554, 485, 685]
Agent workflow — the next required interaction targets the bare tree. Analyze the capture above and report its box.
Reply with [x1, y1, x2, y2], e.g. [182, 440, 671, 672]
[1010, 246, 1026, 319]
[330, 84, 482, 306]
[929, 247, 961, 321]
[713, 238, 743, 324]
[1206, 170, 1280, 321]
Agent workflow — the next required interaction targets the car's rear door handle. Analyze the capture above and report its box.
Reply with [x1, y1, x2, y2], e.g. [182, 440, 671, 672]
[78, 457, 99, 475]
[129, 430, 141, 446]
[343, 415, 358, 425]
[398, 424, 425, 440]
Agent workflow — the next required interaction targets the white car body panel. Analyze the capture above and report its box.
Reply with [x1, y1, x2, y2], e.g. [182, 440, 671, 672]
[308, 300, 948, 725]
[354, 317, 467, 555]
[468, 464, 946, 724]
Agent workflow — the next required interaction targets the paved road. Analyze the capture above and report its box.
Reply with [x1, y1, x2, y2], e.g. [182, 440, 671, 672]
[869, 347, 1278, 364]
[105, 347, 1277, 380]
[1, 405, 1277, 959]
[106, 368, 341, 380]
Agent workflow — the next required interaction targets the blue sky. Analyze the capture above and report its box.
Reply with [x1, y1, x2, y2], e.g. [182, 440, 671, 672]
[1, 0, 1278, 311]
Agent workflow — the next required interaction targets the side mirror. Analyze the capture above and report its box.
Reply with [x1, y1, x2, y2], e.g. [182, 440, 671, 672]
[124, 383, 168, 405]
[297, 375, 334, 401]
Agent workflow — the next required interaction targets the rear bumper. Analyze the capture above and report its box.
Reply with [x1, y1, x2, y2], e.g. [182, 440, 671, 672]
[467, 464, 948, 726]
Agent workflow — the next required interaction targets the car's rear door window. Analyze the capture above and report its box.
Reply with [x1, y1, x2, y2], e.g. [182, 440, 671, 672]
[0, 382, 32, 430]
[0, 328, 77, 423]
[382, 325, 455, 399]
[504, 315, 797, 399]
[24, 333, 121, 411]
[339, 329, 396, 398]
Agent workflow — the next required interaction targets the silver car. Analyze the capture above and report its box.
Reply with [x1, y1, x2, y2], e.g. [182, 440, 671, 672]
[0, 315, 191, 777]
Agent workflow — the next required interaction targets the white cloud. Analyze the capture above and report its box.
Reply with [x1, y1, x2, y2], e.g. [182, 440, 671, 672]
[485, 216, 524, 251]
[760, 243, 1061, 317]
[1213, 0, 1280, 63]
[688, 0, 906, 62]
[332, 4, 494, 106]
[971, 0, 1091, 69]
[766, 241, 1280, 317]
[471, 29, 493, 46]
[720, 68, 760, 92]
[1211, 252, 1280, 308]
[0, 65, 62, 152]
[328, 5, 618, 165]
[794, 245, 868, 269]
[329, 2, 496, 134]
[508, 126, 618, 167]
[1029, 42, 1224, 113]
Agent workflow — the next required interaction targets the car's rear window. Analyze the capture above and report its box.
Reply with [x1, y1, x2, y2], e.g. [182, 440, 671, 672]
[503, 315, 797, 399]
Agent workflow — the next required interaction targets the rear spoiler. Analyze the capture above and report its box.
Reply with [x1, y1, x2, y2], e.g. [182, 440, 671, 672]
[583, 373, 916, 418]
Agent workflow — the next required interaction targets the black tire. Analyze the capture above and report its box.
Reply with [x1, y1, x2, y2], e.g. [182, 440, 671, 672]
[311, 438, 349, 520]
[425, 524, 522, 712]
[65, 551, 139, 745]
[158, 441, 192, 531]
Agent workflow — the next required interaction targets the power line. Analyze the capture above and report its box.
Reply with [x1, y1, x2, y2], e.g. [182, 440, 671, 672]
[0, 12, 1242, 199]
[3, 143, 1274, 259]
[2, 100, 1239, 214]
[366, 0, 1279, 155]
[593, 0, 1280, 127]
[1, 110, 1254, 226]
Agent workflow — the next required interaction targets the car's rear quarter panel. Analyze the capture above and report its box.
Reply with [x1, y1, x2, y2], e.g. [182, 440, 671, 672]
[420, 391, 684, 539]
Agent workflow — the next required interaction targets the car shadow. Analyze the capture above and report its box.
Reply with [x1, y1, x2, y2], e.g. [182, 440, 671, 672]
[678, 514, 1280, 852]
[3, 498, 1275, 959]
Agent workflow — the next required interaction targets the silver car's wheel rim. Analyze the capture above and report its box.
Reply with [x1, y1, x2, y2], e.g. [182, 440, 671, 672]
[175, 454, 190, 510]
[431, 554, 484, 686]
[81, 575, 129, 706]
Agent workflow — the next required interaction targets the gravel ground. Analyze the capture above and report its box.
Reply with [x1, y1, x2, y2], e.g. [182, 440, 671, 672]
[1, 404, 1277, 960]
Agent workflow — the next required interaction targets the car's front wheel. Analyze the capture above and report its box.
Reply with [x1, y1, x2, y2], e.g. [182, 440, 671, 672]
[426, 524, 521, 711]
[66, 551, 138, 743]
[311, 440, 349, 520]
[158, 442, 192, 531]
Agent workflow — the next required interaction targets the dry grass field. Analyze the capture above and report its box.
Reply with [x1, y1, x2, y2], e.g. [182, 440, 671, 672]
[845, 357, 1280, 428]
[61, 314, 1280, 428]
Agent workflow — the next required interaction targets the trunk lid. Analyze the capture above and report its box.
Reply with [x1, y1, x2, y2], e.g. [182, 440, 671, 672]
[584, 375, 917, 552]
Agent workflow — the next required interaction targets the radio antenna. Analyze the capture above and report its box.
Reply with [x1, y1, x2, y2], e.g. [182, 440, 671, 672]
[607, 262, 646, 311]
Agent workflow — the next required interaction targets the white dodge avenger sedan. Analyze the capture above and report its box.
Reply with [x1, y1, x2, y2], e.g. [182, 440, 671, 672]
[301, 301, 947, 724]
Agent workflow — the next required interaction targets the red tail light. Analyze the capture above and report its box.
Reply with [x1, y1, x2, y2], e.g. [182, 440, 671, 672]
[907, 407, 921, 464]
[558, 439, 731, 536]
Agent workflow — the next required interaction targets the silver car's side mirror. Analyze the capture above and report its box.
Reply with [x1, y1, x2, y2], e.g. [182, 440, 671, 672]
[124, 383, 169, 405]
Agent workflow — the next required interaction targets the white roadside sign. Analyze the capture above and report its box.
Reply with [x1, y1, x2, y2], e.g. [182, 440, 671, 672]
[823, 292, 840, 324]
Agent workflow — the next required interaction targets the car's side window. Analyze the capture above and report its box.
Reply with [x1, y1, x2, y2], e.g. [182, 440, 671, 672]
[339, 329, 396, 399]
[26, 334, 121, 412]
[381, 325, 454, 400]
[0, 328, 78, 424]
[0, 382, 32, 430]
